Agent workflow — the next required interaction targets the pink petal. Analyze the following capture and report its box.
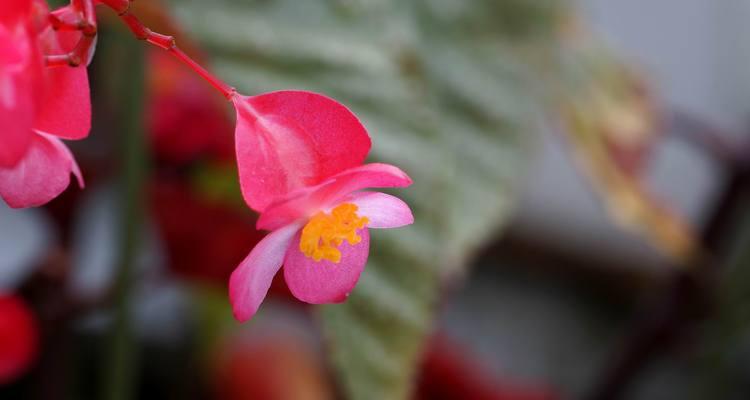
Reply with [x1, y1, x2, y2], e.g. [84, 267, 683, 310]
[348, 191, 414, 229]
[283, 228, 370, 304]
[0, 82, 34, 168]
[257, 163, 412, 231]
[33, 31, 91, 140]
[233, 91, 371, 212]
[247, 91, 371, 180]
[233, 95, 321, 212]
[229, 223, 302, 322]
[0, 132, 83, 209]
[0, 0, 32, 23]
[0, 23, 37, 168]
[33, 65, 90, 139]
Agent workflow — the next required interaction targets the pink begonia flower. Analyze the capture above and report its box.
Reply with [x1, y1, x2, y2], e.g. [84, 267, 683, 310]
[0, 0, 90, 208]
[229, 90, 414, 322]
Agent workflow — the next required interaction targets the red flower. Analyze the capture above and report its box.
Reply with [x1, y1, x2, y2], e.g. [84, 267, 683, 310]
[0, 0, 90, 208]
[418, 337, 559, 400]
[228, 91, 413, 322]
[151, 180, 264, 286]
[0, 294, 38, 385]
[213, 332, 333, 400]
[146, 49, 233, 165]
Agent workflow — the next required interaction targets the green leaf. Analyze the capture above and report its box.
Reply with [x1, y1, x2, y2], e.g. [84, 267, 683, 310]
[170, 0, 565, 398]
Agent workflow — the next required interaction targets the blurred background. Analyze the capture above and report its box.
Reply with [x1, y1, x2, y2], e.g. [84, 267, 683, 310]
[2, 0, 750, 399]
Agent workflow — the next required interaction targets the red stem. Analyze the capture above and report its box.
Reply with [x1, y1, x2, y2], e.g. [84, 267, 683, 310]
[47, 1, 97, 66]
[169, 47, 236, 99]
[82, 0, 97, 35]
[45, 34, 95, 67]
[46, 0, 237, 98]
[105, 3, 236, 99]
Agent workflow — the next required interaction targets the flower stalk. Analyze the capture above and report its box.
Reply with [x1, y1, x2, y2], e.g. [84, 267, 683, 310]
[103, 1, 236, 99]
[46, 0, 236, 98]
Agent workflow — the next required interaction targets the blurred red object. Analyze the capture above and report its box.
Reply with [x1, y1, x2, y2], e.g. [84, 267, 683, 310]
[151, 180, 264, 286]
[146, 49, 234, 165]
[0, 294, 38, 385]
[213, 332, 333, 400]
[417, 337, 559, 400]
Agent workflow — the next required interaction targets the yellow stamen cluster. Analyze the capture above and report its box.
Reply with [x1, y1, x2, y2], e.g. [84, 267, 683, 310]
[299, 203, 369, 263]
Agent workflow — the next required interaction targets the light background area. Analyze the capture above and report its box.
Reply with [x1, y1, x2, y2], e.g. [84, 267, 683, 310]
[510, 0, 748, 270]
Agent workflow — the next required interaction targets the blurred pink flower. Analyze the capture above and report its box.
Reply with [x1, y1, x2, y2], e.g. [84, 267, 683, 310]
[213, 331, 332, 400]
[229, 91, 413, 322]
[0, 0, 89, 208]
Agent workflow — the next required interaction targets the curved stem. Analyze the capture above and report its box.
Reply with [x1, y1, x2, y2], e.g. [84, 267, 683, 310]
[45, 34, 95, 67]
[170, 46, 236, 99]
[106, 3, 236, 99]
[48, 0, 237, 98]
[46, 2, 97, 66]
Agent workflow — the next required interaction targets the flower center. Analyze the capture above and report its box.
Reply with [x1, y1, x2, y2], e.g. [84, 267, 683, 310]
[299, 203, 369, 263]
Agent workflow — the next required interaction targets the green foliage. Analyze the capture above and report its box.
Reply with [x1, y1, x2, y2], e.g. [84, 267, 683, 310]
[171, 0, 568, 398]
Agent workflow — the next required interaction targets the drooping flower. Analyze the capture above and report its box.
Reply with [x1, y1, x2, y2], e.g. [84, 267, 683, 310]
[229, 90, 413, 322]
[0, 0, 90, 208]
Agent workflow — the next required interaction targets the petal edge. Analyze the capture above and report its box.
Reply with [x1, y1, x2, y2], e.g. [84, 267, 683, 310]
[349, 191, 414, 229]
[0, 132, 82, 209]
[257, 163, 413, 231]
[229, 223, 301, 322]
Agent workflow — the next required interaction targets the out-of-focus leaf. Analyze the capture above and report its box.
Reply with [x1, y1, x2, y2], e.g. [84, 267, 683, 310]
[553, 29, 700, 264]
[168, 0, 561, 398]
